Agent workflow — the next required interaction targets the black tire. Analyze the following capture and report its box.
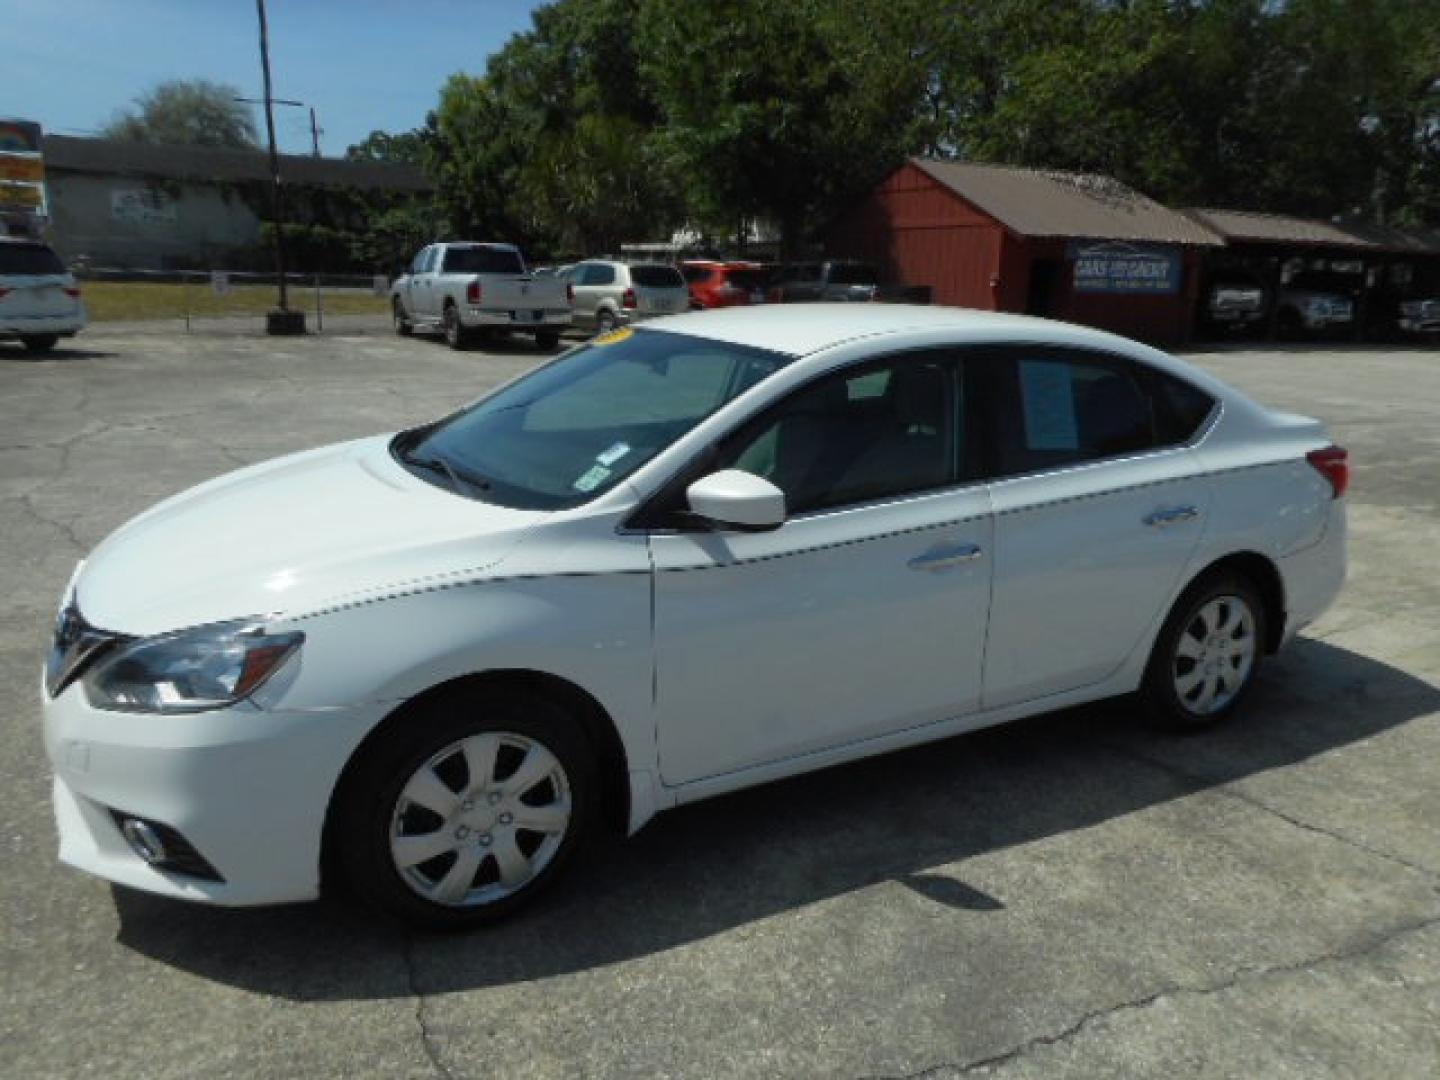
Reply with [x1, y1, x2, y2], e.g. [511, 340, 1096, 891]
[1139, 571, 1267, 731]
[595, 308, 617, 336]
[534, 329, 560, 351]
[392, 299, 412, 337]
[443, 304, 469, 350]
[22, 335, 59, 353]
[334, 687, 596, 929]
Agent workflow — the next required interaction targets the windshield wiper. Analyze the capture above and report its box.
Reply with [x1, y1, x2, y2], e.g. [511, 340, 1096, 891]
[400, 447, 491, 498]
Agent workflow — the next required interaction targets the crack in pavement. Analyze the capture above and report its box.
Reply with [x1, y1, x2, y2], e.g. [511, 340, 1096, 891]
[403, 935, 458, 1080]
[1103, 738, 1440, 887]
[16, 492, 86, 553]
[877, 912, 1440, 1079]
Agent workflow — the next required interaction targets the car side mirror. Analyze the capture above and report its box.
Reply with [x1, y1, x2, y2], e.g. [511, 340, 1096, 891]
[685, 470, 786, 532]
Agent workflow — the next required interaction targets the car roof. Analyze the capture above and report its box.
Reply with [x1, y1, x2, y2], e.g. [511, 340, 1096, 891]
[445, 241, 520, 251]
[642, 302, 1168, 358]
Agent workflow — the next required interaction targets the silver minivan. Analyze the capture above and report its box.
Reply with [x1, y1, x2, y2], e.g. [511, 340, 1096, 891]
[566, 260, 688, 333]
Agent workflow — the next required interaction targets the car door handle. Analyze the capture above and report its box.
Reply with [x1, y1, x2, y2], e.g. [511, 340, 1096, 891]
[1144, 506, 1200, 527]
[908, 543, 983, 571]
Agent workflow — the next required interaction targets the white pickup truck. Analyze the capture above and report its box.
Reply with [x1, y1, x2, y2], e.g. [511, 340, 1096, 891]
[391, 242, 572, 350]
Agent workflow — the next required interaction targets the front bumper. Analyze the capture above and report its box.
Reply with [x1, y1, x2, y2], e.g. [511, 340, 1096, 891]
[43, 680, 388, 906]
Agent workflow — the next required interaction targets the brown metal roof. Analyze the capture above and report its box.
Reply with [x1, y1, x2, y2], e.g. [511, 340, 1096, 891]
[913, 158, 1222, 246]
[41, 134, 431, 192]
[1184, 209, 1440, 254]
[1184, 208, 1373, 249]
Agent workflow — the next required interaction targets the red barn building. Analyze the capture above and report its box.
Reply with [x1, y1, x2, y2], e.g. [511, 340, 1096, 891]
[826, 159, 1223, 346]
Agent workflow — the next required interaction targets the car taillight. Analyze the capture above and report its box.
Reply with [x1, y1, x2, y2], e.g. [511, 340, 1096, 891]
[622, 287, 637, 309]
[0, 287, 9, 298]
[465, 280, 482, 304]
[1306, 446, 1349, 498]
[64, 286, 81, 298]
[566, 282, 574, 303]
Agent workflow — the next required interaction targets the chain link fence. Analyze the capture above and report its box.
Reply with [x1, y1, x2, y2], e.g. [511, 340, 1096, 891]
[72, 268, 394, 332]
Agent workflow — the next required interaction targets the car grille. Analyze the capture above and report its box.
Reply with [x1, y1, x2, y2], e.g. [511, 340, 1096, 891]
[45, 601, 125, 698]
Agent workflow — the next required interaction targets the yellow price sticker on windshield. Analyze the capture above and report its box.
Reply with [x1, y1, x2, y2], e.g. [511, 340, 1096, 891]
[593, 327, 634, 346]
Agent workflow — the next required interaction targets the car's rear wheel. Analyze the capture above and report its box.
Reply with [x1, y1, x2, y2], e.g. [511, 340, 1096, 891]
[534, 329, 560, 351]
[1140, 571, 1266, 731]
[443, 304, 469, 350]
[393, 299, 412, 336]
[335, 688, 594, 928]
[21, 335, 59, 353]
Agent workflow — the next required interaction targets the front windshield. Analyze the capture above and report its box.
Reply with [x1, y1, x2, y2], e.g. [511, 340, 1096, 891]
[396, 329, 793, 510]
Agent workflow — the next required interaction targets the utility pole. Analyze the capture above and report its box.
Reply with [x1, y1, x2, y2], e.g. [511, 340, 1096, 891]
[255, 0, 304, 334]
[235, 95, 318, 157]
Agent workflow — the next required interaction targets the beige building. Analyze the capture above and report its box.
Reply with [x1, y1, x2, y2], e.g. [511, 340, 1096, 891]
[41, 135, 430, 270]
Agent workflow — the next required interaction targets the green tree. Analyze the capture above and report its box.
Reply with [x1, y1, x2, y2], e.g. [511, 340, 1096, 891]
[638, 0, 929, 257]
[101, 79, 259, 148]
[345, 128, 430, 166]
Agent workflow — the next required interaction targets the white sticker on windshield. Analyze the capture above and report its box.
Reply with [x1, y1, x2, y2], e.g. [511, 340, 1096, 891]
[596, 441, 631, 467]
[573, 464, 612, 492]
[1019, 360, 1079, 451]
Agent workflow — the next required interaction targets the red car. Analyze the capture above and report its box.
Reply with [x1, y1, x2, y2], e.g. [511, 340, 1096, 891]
[680, 260, 770, 309]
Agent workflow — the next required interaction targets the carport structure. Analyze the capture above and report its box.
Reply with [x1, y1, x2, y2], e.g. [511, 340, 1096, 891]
[824, 158, 1223, 346]
[1184, 209, 1440, 341]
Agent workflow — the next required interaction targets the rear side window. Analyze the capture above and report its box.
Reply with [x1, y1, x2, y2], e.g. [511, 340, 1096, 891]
[631, 265, 685, 288]
[1149, 371, 1216, 443]
[990, 354, 1155, 476]
[0, 243, 65, 275]
[442, 246, 524, 274]
[681, 265, 714, 284]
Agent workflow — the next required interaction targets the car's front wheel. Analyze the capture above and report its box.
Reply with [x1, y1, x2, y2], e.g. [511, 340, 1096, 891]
[393, 299, 412, 336]
[335, 688, 594, 928]
[1140, 571, 1266, 730]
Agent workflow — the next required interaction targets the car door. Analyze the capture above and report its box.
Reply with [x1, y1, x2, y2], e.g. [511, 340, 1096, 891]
[409, 246, 438, 321]
[979, 346, 1214, 708]
[570, 263, 613, 329]
[648, 350, 994, 786]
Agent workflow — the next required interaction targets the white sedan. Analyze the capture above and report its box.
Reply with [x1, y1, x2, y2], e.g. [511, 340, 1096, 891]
[41, 305, 1347, 927]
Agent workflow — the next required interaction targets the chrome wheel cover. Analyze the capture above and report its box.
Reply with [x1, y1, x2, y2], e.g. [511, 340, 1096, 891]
[1172, 595, 1257, 716]
[389, 732, 572, 908]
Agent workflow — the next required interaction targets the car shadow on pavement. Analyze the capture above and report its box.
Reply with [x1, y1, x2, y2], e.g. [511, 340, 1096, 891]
[0, 344, 117, 362]
[111, 636, 1439, 1001]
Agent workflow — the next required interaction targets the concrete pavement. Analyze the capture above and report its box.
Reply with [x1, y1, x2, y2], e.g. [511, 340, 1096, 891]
[2, 327, 1436, 1078]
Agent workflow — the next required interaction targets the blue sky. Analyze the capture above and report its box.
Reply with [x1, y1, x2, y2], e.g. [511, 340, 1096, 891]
[7, 0, 547, 155]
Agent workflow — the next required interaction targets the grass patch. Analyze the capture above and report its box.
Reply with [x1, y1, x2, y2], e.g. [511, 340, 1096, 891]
[80, 281, 389, 322]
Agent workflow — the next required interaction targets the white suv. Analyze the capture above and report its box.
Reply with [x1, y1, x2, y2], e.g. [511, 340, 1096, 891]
[567, 260, 688, 334]
[0, 239, 85, 353]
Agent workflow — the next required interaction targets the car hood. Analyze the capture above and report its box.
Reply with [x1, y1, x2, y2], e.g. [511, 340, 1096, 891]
[76, 435, 548, 636]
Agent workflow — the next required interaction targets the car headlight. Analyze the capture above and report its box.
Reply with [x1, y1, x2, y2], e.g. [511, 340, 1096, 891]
[82, 620, 304, 714]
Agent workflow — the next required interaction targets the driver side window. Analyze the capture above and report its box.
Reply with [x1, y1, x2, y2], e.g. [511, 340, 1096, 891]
[717, 354, 960, 516]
